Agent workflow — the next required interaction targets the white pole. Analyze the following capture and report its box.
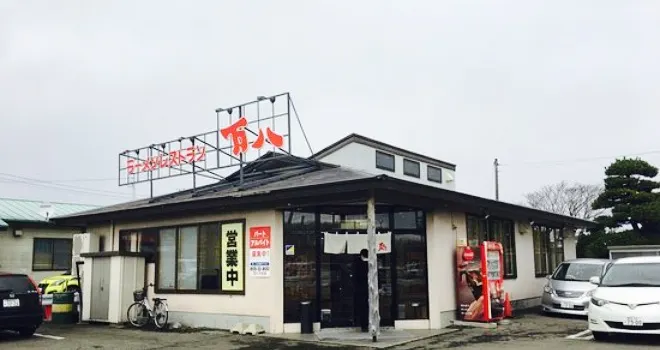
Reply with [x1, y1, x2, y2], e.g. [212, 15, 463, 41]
[367, 195, 380, 341]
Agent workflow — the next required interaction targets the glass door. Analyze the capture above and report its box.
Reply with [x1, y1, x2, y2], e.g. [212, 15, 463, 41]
[320, 253, 356, 327]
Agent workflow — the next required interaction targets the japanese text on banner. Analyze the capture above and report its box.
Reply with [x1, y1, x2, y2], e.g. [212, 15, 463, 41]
[221, 222, 245, 293]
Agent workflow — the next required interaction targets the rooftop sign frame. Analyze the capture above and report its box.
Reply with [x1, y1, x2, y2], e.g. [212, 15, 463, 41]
[118, 92, 304, 196]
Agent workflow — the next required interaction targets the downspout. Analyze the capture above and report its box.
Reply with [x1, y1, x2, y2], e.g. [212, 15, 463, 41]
[111, 220, 115, 252]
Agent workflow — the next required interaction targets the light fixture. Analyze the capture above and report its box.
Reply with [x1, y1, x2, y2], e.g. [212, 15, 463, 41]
[13, 229, 23, 238]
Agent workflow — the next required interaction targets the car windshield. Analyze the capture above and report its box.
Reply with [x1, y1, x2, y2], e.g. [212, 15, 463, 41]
[0, 275, 36, 292]
[552, 262, 604, 282]
[600, 262, 660, 287]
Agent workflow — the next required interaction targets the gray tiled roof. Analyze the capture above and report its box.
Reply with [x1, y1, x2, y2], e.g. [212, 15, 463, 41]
[56, 155, 375, 219]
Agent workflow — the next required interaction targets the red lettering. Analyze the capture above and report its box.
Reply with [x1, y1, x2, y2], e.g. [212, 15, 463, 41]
[195, 146, 206, 162]
[169, 151, 181, 167]
[266, 127, 284, 148]
[185, 146, 196, 163]
[127, 159, 137, 174]
[159, 155, 169, 169]
[252, 130, 265, 149]
[141, 160, 151, 172]
[220, 117, 249, 156]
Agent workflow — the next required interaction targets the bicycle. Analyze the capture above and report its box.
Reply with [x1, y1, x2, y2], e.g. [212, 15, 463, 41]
[127, 283, 169, 329]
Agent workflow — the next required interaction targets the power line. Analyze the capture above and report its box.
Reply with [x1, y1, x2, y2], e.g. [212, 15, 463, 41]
[500, 150, 660, 168]
[0, 173, 140, 199]
[0, 177, 116, 184]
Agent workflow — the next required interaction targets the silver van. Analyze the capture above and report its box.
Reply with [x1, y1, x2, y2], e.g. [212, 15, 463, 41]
[541, 258, 611, 316]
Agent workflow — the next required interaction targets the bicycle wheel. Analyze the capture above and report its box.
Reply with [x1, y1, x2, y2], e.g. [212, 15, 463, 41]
[153, 302, 169, 329]
[127, 302, 149, 328]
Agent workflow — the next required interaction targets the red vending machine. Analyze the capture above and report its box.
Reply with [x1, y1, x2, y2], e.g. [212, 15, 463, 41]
[456, 241, 512, 322]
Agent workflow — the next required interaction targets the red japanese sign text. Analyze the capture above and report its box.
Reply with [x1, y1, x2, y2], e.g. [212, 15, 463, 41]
[220, 117, 284, 156]
[249, 226, 271, 249]
[127, 146, 206, 174]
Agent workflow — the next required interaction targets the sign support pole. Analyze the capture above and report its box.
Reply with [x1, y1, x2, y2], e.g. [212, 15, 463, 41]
[367, 194, 380, 342]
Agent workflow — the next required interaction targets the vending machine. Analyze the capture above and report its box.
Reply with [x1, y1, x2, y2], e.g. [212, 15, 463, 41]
[456, 241, 511, 322]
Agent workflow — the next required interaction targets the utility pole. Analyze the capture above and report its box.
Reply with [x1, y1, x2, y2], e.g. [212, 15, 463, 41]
[494, 158, 500, 201]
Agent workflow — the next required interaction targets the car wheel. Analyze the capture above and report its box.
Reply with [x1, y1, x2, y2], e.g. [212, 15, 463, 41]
[66, 286, 80, 294]
[591, 331, 608, 342]
[18, 327, 36, 338]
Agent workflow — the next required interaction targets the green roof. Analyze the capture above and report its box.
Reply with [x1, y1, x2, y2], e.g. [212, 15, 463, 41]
[0, 198, 99, 225]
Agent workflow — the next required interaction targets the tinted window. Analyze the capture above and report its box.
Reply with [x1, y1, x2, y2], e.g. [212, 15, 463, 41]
[403, 159, 420, 178]
[601, 263, 660, 286]
[552, 263, 604, 282]
[0, 275, 36, 292]
[375, 151, 395, 172]
[427, 166, 442, 183]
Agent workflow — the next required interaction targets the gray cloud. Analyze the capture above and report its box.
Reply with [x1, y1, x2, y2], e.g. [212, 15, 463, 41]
[1, 0, 659, 206]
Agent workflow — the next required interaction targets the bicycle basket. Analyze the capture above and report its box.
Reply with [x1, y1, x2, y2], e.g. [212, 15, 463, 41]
[133, 290, 145, 302]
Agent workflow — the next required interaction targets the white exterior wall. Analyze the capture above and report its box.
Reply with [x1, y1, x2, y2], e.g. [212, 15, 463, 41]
[426, 209, 580, 326]
[316, 142, 456, 190]
[81, 205, 579, 332]
[0, 226, 80, 282]
[86, 209, 284, 333]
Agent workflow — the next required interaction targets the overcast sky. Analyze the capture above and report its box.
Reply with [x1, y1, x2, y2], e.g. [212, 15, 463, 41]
[1, 1, 659, 207]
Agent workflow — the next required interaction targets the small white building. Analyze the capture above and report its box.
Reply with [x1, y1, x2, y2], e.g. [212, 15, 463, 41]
[53, 134, 593, 333]
[0, 198, 98, 281]
[608, 245, 660, 259]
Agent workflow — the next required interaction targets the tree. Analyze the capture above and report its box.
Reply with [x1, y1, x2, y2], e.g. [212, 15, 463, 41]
[592, 158, 660, 236]
[524, 181, 604, 220]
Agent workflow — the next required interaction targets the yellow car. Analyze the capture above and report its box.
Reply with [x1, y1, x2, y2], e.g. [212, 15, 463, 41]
[38, 272, 80, 295]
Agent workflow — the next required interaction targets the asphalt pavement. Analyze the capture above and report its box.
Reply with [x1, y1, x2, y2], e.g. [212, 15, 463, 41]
[1, 311, 659, 349]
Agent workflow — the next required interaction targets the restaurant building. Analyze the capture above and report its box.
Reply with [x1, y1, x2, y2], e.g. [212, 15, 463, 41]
[53, 133, 593, 333]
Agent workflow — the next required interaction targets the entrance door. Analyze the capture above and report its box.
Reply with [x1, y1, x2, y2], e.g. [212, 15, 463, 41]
[319, 233, 394, 328]
[320, 253, 356, 327]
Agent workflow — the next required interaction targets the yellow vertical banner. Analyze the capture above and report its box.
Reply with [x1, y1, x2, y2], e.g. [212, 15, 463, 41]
[221, 221, 245, 294]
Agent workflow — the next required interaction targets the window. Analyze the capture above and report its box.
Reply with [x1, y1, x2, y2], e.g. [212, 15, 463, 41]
[177, 226, 198, 290]
[158, 228, 176, 289]
[375, 150, 395, 172]
[119, 230, 157, 263]
[533, 225, 564, 276]
[198, 224, 221, 291]
[283, 211, 317, 323]
[32, 238, 73, 271]
[394, 210, 428, 319]
[155, 221, 241, 293]
[403, 159, 420, 178]
[427, 166, 443, 183]
[466, 215, 517, 278]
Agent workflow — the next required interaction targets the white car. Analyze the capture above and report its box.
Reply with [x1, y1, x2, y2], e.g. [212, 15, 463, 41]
[588, 256, 660, 341]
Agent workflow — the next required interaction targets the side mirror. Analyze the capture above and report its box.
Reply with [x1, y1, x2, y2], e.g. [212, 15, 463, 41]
[589, 276, 601, 285]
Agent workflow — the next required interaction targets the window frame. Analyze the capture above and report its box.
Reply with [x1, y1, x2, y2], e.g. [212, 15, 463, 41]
[427, 165, 443, 183]
[32, 238, 73, 272]
[403, 159, 421, 178]
[533, 225, 565, 277]
[137, 219, 246, 295]
[118, 229, 157, 263]
[375, 150, 395, 172]
[465, 214, 518, 279]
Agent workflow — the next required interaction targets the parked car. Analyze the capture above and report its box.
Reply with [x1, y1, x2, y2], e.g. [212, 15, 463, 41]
[38, 271, 80, 294]
[588, 256, 660, 341]
[541, 258, 610, 316]
[0, 272, 43, 337]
